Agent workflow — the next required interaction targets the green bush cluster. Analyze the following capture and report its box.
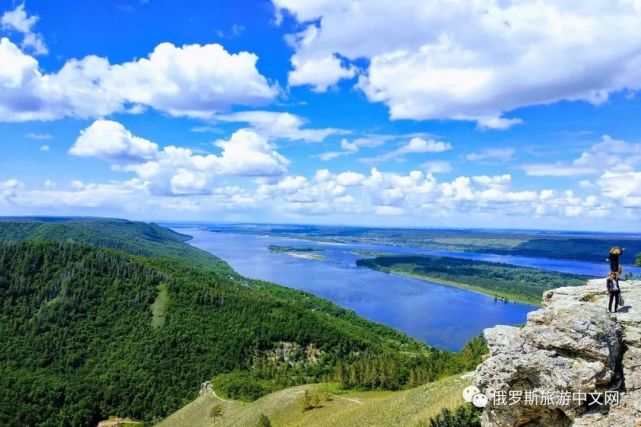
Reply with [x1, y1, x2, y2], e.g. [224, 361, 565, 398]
[426, 404, 481, 427]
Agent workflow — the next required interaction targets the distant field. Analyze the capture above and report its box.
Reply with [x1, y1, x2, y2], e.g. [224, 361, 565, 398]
[155, 374, 473, 427]
[357, 254, 589, 305]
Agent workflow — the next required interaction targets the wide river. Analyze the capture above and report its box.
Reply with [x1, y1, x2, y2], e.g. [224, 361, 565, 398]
[181, 228, 639, 351]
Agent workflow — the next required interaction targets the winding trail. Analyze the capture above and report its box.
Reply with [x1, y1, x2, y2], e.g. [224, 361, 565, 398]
[329, 393, 363, 404]
[211, 391, 235, 403]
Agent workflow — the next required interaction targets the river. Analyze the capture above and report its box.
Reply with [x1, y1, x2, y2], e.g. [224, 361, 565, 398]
[180, 228, 638, 351]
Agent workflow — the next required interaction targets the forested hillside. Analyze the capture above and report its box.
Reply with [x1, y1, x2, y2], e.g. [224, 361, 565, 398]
[0, 217, 229, 271]
[0, 219, 486, 426]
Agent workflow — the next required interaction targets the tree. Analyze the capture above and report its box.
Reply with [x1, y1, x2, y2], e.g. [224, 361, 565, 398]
[210, 404, 224, 420]
[428, 405, 481, 427]
[302, 390, 312, 411]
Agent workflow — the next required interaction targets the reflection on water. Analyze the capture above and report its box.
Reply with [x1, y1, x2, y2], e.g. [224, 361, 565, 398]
[183, 229, 545, 351]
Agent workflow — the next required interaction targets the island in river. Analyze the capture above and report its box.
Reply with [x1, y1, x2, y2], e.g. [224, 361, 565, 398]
[268, 244, 325, 260]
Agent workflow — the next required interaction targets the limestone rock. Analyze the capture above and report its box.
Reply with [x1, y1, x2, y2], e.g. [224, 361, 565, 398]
[475, 279, 641, 427]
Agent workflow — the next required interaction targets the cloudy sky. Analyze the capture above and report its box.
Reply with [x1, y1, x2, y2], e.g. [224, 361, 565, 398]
[1, 0, 641, 230]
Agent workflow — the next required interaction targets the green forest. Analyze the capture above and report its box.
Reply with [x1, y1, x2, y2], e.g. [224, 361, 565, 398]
[357, 255, 589, 305]
[0, 218, 487, 426]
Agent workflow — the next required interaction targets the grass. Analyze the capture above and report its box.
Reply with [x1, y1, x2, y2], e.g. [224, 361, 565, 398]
[155, 374, 472, 427]
[98, 417, 144, 427]
[151, 283, 168, 328]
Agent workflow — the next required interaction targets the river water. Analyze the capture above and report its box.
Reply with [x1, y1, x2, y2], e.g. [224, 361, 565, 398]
[181, 228, 638, 351]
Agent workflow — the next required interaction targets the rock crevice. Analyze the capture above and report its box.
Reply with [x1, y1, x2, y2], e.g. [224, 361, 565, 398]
[475, 279, 641, 426]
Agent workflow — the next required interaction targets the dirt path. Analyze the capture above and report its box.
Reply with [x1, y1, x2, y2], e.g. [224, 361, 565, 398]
[329, 393, 363, 404]
[211, 391, 235, 403]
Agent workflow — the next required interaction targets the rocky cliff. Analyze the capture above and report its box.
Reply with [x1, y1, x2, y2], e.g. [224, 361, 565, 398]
[474, 279, 641, 427]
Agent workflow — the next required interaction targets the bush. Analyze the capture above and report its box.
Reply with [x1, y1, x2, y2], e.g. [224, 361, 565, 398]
[212, 371, 276, 401]
[427, 404, 481, 427]
[257, 414, 272, 427]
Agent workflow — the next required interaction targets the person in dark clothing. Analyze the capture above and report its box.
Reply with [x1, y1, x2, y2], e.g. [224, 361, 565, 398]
[607, 247, 625, 282]
[607, 272, 621, 313]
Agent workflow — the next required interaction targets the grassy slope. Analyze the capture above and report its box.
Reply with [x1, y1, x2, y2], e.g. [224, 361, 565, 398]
[156, 374, 471, 427]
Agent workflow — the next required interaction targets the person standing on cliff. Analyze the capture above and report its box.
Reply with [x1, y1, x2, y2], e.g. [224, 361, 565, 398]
[607, 246, 625, 283]
[607, 272, 621, 312]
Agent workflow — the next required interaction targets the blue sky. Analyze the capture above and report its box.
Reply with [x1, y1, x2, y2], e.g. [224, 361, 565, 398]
[1, 0, 641, 230]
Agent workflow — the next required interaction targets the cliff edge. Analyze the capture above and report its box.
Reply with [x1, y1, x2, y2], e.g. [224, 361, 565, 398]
[475, 279, 641, 427]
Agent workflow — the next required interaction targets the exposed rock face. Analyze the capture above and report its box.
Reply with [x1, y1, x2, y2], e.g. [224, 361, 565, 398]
[475, 279, 641, 427]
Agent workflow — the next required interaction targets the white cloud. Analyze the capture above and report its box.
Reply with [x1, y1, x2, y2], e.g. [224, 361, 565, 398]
[213, 129, 290, 176]
[1, 4, 36, 33]
[0, 38, 277, 122]
[2, 166, 638, 225]
[597, 171, 641, 208]
[523, 135, 641, 177]
[289, 53, 357, 92]
[274, 0, 641, 128]
[375, 205, 404, 216]
[25, 132, 52, 139]
[318, 150, 345, 161]
[1, 4, 47, 55]
[391, 137, 452, 155]
[421, 160, 452, 174]
[472, 174, 511, 189]
[0, 179, 255, 216]
[0, 178, 23, 200]
[523, 163, 595, 177]
[362, 137, 452, 163]
[579, 180, 595, 189]
[336, 171, 365, 186]
[476, 117, 523, 131]
[284, 24, 357, 92]
[104, 42, 277, 118]
[39, 144, 49, 152]
[190, 126, 221, 134]
[214, 110, 346, 142]
[318, 135, 391, 161]
[573, 135, 641, 170]
[70, 120, 159, 162]
[71, 121, 289, 196]
[467, 148, 515, 163]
